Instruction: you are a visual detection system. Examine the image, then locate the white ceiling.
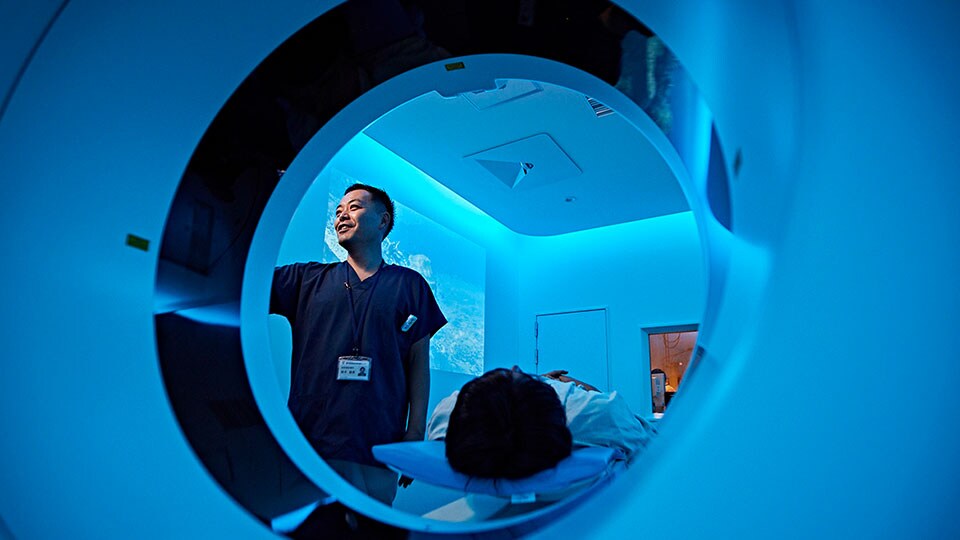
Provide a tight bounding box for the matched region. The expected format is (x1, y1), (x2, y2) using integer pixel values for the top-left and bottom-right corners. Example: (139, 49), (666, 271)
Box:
(363, 80), (689, 236)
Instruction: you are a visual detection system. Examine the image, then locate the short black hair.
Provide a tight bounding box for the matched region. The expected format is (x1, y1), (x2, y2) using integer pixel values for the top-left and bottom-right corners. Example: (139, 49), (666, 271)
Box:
(344, 183), (395, 239)
(445, 368), (572, 478)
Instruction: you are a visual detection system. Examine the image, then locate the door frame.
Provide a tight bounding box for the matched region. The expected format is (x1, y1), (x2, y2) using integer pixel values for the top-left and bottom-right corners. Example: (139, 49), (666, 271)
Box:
(535, 307), (610, 390)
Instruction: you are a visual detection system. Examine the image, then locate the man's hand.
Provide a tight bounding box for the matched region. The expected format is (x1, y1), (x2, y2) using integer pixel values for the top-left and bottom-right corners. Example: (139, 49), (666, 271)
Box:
(402, 430), (424, 442)
(397, 432), (423, 488)
(542, 369), (599, 392)
(543, 369), (569, 381)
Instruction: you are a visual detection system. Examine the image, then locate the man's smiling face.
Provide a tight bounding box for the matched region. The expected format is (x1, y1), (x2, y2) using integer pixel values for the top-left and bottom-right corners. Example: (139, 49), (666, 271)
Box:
(334, 189), (387, 249)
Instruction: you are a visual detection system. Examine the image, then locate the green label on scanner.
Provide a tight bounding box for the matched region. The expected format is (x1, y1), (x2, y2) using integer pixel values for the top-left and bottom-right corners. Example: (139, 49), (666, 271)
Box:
(126, 234), (149, 251)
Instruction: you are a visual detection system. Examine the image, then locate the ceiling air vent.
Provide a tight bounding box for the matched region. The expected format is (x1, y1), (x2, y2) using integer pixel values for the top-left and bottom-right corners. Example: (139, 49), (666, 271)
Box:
(465, 133), (581, 191)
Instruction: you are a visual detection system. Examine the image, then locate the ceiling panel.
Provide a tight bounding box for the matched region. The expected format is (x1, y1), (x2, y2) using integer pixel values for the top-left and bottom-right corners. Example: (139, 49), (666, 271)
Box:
(364, 80), (688, 236)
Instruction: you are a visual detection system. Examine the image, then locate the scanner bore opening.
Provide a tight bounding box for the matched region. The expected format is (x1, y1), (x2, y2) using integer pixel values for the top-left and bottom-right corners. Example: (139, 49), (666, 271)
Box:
(154, 3), (728, 535)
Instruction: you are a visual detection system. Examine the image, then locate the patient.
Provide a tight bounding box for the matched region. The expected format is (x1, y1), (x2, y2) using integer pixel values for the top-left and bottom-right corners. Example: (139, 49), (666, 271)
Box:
(429, 367), (657, 479)
(442, 367), (572, 478)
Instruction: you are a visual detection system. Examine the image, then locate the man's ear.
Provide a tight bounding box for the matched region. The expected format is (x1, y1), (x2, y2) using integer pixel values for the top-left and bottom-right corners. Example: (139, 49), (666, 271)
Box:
(380, 211), (391, 232)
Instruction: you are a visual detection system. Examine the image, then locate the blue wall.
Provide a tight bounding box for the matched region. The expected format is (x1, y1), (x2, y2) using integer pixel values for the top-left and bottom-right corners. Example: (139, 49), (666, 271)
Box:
(517, 212), (705, 412)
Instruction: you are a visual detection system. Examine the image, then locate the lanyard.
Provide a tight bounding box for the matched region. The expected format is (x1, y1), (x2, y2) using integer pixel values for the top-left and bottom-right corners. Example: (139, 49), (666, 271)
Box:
(343, 261), (385, 355)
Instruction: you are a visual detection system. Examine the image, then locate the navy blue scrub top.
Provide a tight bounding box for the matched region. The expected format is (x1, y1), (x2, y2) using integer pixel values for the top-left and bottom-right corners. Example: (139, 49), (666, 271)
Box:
(271, 261), (447, 466)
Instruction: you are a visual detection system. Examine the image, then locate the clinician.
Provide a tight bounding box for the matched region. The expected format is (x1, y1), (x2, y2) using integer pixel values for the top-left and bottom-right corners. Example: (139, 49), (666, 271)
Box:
(271, 183), (446, 506)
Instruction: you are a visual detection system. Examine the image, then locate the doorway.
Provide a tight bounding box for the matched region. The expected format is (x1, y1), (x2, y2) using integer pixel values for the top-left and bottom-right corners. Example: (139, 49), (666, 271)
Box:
(643, 324), (698, 412)
(535, 309), (609, 392)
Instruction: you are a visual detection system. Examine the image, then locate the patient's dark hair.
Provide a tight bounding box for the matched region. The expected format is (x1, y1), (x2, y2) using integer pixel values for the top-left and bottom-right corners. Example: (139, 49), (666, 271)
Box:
(445, 368), (572, 478)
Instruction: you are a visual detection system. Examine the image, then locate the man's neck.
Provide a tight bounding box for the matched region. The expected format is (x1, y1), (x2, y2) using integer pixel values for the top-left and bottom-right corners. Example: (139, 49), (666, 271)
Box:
(345, 245), (383, 281)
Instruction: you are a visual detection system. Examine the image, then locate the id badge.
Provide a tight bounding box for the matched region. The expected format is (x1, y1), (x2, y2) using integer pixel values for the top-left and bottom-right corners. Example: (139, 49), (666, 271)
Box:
(337, 356), (372, 381)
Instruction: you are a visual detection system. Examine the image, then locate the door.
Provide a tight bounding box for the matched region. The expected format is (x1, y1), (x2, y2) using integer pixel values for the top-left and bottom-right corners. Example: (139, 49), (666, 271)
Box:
(535, 309), (609, 392)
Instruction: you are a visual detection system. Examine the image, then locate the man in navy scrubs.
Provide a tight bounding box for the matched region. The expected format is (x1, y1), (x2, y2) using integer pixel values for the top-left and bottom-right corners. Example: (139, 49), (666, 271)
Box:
(272, 183), (446, 505)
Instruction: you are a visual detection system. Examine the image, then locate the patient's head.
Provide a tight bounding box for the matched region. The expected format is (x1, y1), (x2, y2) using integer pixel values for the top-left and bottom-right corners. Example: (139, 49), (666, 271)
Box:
(445, 367), (572, 478)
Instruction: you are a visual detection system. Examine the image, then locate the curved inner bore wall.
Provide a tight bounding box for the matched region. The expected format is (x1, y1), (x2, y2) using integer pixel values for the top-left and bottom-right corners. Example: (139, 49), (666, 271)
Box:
(161, 0), (719, 534)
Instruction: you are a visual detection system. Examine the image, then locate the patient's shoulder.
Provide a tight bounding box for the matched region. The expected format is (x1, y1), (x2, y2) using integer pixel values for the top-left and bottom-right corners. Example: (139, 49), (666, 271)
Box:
(427, 390), (460, 440)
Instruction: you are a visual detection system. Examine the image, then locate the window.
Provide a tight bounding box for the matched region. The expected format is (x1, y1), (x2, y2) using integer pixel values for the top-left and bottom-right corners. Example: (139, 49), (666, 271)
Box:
(646, 327), (698, 412)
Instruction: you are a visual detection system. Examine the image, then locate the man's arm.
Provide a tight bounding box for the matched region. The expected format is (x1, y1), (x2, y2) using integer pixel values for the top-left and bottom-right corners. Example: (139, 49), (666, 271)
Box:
(543, 369), (600, 392)
(271, 264), (305, 319)
(404, 335), (431, 441)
